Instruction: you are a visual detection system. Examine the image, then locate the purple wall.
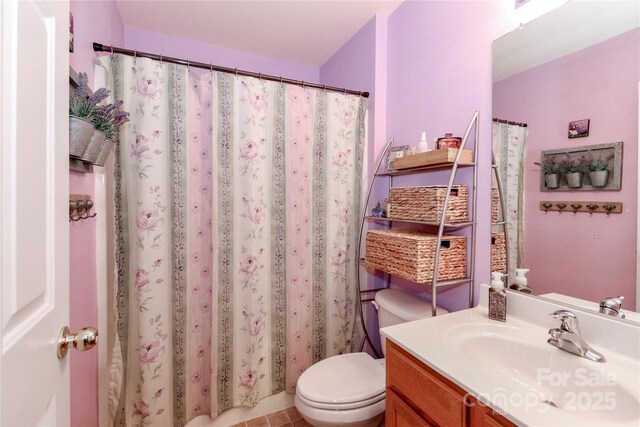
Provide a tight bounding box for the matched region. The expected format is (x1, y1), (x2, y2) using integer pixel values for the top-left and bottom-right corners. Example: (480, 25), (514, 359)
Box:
(320, 15), (388, 353)
(70, 0), (124, 85)
(69, 1), (124, 426)
(493, 28), (640, 309)
(384, 1), (502, 311)
(124, 27), (319, 83)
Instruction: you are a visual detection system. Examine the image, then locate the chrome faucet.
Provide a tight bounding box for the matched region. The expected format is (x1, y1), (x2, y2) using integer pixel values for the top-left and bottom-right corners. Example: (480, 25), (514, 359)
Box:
(599, 296), (626, 319)
(547, 310), (606, 363)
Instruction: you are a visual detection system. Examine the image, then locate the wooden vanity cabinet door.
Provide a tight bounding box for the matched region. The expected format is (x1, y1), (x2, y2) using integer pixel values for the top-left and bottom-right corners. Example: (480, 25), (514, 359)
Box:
(387, 389), (433, 427)
(386, 341), (469, 426)
(386, 341), (516, 427)
(469, 403), (515, 427)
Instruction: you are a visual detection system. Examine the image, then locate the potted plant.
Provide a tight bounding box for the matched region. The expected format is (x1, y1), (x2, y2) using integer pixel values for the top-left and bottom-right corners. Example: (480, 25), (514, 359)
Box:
(71, 72), (129, 165)
(534, 157), (559, 189)
(580, 151), (613, 187)
(91, 100), (129, 166)
(558, 154), (583, 188)
(69, 73), (100, 157)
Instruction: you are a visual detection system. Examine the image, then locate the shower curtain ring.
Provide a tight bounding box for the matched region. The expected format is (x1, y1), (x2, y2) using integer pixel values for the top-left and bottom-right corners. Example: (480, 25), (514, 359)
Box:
(210, 63), (213, 73)
(187, 59), (190, 70)
(343, 87), (347, 94)
(279, 76), (283, 84)
(323, 85), (327, 92)
(258, 72), (262, 81)
(159, 54), (163, 64)
(110, 45), (114, 56)
(235, 68), (238, 77)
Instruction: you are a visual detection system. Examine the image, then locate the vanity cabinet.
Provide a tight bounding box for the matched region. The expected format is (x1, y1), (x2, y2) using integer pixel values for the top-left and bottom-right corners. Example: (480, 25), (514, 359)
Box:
(386, 341), (515, 427)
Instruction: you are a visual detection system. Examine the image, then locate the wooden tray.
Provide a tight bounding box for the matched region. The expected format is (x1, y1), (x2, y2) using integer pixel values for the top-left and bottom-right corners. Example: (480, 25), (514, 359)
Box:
(392, 148), (473, 170)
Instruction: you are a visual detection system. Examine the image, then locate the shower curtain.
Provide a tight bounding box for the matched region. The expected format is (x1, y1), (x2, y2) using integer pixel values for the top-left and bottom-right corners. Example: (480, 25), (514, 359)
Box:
(492, 122), (528, 278)
(105, 54), (367, 426)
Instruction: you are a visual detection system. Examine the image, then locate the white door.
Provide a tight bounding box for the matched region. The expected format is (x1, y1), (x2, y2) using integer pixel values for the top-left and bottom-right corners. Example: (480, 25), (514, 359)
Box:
(1, 0), (71, 425)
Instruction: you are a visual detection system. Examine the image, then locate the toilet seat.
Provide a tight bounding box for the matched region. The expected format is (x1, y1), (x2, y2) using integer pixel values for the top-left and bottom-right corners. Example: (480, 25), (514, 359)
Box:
(296, 352), (385, 411)
(296, 388), (385, 411)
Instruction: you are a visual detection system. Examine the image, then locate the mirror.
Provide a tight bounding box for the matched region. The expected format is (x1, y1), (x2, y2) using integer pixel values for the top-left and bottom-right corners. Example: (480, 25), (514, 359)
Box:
(491, 0), (640, 320)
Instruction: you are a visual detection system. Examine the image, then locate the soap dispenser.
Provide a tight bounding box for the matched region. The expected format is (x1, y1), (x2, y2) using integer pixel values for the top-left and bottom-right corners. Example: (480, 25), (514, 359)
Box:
(510, 268), (532, 294)
(489, 272), (507, 322)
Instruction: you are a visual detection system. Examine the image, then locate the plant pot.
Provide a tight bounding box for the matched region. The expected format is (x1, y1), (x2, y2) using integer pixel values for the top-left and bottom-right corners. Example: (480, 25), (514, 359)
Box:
(94, 138), (115, 167)
(544, 173), (559, 189)
(81, 130), (106, 164)
(69, 116), (95, 158)
(589, 170), (609, 187)
(566, 172), (583, 188)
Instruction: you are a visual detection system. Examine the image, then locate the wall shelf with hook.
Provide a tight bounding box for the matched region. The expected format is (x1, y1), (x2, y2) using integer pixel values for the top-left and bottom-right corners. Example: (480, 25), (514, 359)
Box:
(70, 195), (97, 222)
(540, 201), (622, 215)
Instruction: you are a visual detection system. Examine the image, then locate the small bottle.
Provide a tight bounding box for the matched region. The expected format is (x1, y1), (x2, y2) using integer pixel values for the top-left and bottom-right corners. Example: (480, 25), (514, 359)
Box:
(489, 272), (507, 322)
(510, 268), (532, 294)
(417, 132), (430, 153)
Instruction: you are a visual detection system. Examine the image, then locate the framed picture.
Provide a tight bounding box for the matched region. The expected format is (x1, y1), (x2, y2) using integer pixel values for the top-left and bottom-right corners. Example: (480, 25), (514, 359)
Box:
(385, 145), (410, 171)
(568, 119), (589, 139)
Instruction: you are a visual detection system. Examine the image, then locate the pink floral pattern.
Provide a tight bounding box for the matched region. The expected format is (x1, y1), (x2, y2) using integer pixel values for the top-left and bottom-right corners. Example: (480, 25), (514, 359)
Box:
(112, 55), (366, 425)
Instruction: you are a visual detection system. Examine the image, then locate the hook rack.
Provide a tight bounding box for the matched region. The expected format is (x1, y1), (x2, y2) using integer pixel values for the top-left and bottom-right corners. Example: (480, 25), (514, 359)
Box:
(69, 195), (97, 222)
(540, 201), (622, 215)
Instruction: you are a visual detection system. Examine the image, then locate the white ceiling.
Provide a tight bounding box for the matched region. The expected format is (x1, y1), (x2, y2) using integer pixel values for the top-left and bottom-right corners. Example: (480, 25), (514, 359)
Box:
(493, 0), (640, 82)
(116, 0), (403, 67)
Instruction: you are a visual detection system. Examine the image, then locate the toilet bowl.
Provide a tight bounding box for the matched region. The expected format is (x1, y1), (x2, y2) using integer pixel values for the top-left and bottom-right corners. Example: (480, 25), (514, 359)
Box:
(294, 289), (448, 427)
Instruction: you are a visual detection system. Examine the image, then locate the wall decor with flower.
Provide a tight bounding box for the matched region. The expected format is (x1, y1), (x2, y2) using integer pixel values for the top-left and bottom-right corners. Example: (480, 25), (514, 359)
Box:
(537, 142), (622, 191)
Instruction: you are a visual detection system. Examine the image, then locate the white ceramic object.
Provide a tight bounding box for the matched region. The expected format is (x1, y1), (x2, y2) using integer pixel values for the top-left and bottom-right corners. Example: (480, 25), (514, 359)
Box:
(295, 289), (444, 427)
(589, 170), (609, 187)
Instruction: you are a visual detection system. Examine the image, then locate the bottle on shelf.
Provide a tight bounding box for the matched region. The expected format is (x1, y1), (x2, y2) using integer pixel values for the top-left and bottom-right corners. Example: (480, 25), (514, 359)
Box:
(417, 131), (430, 153)
(509, 268), (532, 294)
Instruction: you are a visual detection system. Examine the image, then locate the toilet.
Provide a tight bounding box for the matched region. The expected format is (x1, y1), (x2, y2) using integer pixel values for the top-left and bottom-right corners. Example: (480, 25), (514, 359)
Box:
(294, 289), (448, 427)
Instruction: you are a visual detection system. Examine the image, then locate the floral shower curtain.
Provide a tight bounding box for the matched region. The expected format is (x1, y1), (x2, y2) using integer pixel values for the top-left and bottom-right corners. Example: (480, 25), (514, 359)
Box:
(492, 122), (528, 279)
(105, 54), (367, 426)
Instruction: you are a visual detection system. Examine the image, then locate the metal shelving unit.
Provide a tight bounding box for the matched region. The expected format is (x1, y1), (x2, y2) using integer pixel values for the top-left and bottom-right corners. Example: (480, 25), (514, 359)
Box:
(355, 111), (480, 356)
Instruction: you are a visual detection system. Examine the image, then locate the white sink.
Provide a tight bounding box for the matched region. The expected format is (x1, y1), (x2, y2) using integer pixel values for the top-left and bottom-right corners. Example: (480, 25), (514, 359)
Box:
(447, 323), (640, 424)
(381, 286), (640, 426)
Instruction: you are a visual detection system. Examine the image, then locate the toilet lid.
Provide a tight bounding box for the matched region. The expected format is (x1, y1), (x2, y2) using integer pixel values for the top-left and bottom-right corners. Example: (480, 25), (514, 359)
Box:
(296, 353), (385, 407)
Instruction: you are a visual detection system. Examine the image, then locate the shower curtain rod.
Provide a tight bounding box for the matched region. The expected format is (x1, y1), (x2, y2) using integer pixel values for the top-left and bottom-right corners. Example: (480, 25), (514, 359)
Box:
(93, 42), (370, 98)
(493, 117), (528, 127)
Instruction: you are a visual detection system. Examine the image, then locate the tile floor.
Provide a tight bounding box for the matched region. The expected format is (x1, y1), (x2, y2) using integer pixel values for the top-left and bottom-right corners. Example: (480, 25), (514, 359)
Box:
(229, 406), (311, 427)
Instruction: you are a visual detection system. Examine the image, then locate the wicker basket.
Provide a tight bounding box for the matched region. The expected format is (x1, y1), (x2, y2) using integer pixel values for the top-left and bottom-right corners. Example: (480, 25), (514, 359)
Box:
(365, 229), (467, 284)
(491, 232), (507, 273)
(388, 185), (468, 223)
(492, 187), (500, 222)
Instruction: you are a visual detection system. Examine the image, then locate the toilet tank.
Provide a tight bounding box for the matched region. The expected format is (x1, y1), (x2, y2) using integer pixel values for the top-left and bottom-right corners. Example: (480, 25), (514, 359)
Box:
(374, 289), (448, 355)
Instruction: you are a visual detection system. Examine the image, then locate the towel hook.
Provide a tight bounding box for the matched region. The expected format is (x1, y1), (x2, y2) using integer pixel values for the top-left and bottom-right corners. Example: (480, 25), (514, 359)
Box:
(542, 202), (552, 213)
(556, 203), (566, 213)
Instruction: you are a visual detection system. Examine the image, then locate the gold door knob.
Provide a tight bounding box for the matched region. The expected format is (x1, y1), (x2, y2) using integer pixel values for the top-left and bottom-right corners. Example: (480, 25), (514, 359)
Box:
(57, 326), (98, 359)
